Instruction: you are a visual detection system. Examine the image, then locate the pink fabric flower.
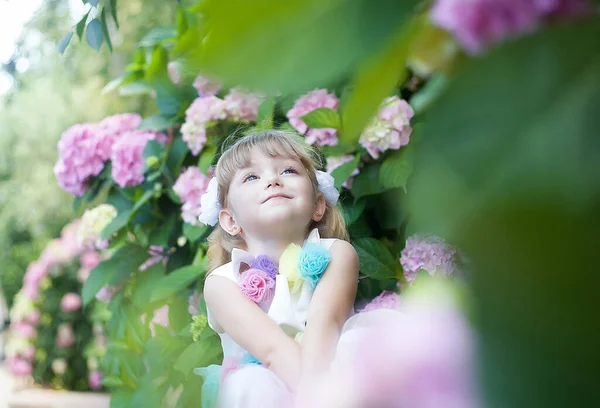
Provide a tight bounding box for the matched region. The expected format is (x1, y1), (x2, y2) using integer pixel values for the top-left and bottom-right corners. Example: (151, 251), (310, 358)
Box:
(110, 130), (166, 187)
(56, 323), (76, 348)
(223, 87), (263, 121)
(359, 96), (414, 159)
(239, 269), (275, 304)
(89, 370), (103, 390)
(400, 235), (457, 283)
(431, 0), (590, 54)
(60, 293), (82, 313)
(359, 291), (401, 313)
(287, 89), (339, 146)
(193, 75), (222, 97)
(326, 155), (360, 188)
(173, 166), (212, 225)
(181, 96), (227, 155)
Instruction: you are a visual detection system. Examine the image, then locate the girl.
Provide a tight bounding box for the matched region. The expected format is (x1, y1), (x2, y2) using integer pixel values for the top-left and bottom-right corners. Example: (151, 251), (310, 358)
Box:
(197, 130), (359, 407)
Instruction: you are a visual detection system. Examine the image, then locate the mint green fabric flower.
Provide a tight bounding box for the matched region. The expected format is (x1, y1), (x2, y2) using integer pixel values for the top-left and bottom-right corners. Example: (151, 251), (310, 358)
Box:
(298, 242), (332, 288)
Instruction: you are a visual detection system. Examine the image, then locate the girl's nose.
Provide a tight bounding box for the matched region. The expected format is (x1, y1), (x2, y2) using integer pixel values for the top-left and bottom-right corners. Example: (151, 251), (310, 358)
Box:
(265, 172), (282, 188)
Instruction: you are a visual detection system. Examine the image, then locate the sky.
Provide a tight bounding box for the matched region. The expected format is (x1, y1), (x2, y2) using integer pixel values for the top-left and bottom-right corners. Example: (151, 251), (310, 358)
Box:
(0, 0), (86, 95)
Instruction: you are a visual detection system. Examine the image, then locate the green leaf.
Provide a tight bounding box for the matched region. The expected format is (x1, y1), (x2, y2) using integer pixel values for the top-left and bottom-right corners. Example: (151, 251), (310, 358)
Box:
(341, 15), (421, 144)
(75, 11), (90, 40)
(198, 145), (217, 174)
(111, 390), (134, 408)
(109, 0), (119, 28)
(174, 338), (222, 376)
(57, 32), (73, 55)
(188, 0), (419, 94)
(148, 213), (178, 247)
(168, 296), (190, 333)
(119, 80), (154, 97)
(101, 209), (133, 240)
(128, 190), (155, 221)
(183, 223), (209, 243)
(407, 21), (600, 408)
(82, 244), (149, 305)
(139, 27), (178, 47)
(353, 237), (397, 280)
(85, 19), (104, 51)
(379, 143), (416, 193)
(100, 7), (113, 52)
(142, 139), (163, 162)
(166, 138), (190, 178)
(151, 265), (207, 302)
(100, 376), (124, 388)
(342, 199), (365, 225)
(301, 107), (341, 130)
(330, 155), (360, 189)
(139, 115), (176, 132)
(256, 96), (276, 128)
(350, 163), (386, 200)
(146, 45), (169, 80)
(176, 4), (189, 37)
(83, 0), (100, 6)
(410, 74), (448, 115)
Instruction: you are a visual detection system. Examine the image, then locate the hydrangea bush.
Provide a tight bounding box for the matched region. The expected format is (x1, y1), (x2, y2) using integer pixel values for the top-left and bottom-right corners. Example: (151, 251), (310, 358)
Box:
(6, 220), (107, 391)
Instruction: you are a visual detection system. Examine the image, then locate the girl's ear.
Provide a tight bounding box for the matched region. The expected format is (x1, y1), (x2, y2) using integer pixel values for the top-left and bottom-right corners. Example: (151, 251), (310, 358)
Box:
(312, 193), (327, 222)
(219, 208), (241, 236)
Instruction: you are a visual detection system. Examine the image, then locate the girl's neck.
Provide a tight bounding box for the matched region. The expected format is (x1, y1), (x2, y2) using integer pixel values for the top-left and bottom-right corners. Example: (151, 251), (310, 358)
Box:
(243, 230), (308, 262)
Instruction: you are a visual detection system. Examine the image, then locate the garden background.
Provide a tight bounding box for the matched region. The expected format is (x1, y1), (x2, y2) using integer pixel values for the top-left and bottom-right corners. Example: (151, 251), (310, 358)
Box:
(1, 0), (599, 407)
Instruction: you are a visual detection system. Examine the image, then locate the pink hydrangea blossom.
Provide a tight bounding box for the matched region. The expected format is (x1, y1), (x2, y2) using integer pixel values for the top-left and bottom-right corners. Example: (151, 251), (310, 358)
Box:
(21, 344), (36, 361)
(400, 235), (457, 283)
(26, 309), (40, 325)
(9, 357), (33, 376)
(287, 89), (339, 146)
(359, 96), (414, 159)
(326, 155), (360, 188)
(139, 245), (172, 271)
(89, 370), (103, 390)
(96, 285), (118, 302)
(223, 87), (263, 121)
(14, 322), (37, 339)
(78, 251), (102, 282)
(95, 113), (142, 160)
(193, 75), (222, 97)
(173, 166), (212, 225)
(110, 130), (166, 188)
(23, 261), (48, 292)
(56, 323), (76, 348)
(60, 293), (82, 313)
(359, 291), (401, 313)
(239, 269), (275, 304)
(54, 124), (105, 196)
(431, 0), (590, 54)
(181, 96), (227, 155)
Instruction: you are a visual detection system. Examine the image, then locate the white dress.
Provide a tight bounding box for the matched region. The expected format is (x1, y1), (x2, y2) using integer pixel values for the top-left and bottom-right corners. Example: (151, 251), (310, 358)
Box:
(201, 229), (338, 408)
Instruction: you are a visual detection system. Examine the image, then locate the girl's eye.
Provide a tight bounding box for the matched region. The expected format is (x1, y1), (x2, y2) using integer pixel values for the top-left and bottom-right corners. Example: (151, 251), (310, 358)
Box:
(243, 174), (258, 182)
(282, 167), (298, 175)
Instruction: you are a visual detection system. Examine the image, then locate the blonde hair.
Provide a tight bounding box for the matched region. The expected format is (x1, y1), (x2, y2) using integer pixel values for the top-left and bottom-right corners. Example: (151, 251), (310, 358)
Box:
(207, 130), (348, 272)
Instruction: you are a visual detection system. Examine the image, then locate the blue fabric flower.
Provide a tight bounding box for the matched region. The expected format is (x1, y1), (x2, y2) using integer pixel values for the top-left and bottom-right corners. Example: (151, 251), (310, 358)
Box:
(298, 242), (332, 288)
(239, 352), (262, 365)
(194, 364), (221, 408)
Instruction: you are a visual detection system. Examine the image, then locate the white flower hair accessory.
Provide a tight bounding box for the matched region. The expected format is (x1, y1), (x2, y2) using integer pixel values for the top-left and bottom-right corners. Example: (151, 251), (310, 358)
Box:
(197, 170), (340, 226)
(198, 177), (221, 226)
(315, 170), (339, 205)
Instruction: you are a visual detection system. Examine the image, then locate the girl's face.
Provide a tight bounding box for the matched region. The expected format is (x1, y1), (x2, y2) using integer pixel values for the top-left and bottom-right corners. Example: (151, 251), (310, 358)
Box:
(221, 147), (323, 240)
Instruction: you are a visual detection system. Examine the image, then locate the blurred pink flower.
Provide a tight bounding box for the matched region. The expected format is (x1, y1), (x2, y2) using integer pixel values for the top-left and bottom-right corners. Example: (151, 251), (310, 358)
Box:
(223, 87), (263, 121)
(287, 89), (339, 146)
(56, 323), (76, 348)
(431, 0), (590, 54)
(95, 113), (142, 160)
(89, 370), (103, 390)
(14, 322), (37, 339)
(359, 96), (413, 159)
(173, 166), (212, 225)
(9, 357), (32, 377)
(96, 285), (117, 303)
(359, 291), (401, 313)
(60, 293), (82, 313)
(21, 344), (36, 361)
(193, 75), (222, 97)
(139, 245), (172, 271)
(26, 309), (40, 325)
(110, 130), (166, 187)
(52, 358), (68, 375)
(168, 62), (182, 86)
(181, 96), (227, 155)
(149, 305), (170, 337)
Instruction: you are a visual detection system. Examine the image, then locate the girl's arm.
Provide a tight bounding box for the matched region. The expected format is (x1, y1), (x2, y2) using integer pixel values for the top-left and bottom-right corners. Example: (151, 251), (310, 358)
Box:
(300, 240), (359, 376)
(204, 276), (302, 389)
